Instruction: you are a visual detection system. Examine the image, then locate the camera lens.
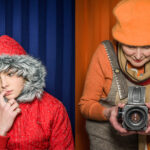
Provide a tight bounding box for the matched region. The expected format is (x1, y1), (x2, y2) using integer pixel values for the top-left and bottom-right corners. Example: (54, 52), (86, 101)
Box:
(124, 107), (148, 130)
(129, 111), (141, 124)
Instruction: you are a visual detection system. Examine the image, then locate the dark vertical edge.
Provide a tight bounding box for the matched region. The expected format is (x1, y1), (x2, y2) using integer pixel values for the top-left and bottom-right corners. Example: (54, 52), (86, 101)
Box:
(55, 0), (64, 100)
(0, 0), (5, 35)
(5, 0), (13, 36)
(21, 0), (29, 52)
(45, 0), (57, 95)
(12, 0), (22, 43)
(29, 0), (39, 57)
(38, 0), (46, 65)
(71, 0), (75, 137)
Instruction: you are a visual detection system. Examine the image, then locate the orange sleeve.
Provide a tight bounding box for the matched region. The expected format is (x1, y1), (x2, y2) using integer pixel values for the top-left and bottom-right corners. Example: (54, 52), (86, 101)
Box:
(79, 43), (113, 121)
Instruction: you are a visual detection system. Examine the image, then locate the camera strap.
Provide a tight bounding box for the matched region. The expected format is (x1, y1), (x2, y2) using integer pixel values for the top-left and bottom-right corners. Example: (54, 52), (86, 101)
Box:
(102, 40), (128, 100)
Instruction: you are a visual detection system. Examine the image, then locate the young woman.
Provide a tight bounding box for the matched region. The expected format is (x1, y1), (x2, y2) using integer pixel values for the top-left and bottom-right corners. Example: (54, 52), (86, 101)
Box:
(0, 35), (74, 150)
(79, 0), (150, 150)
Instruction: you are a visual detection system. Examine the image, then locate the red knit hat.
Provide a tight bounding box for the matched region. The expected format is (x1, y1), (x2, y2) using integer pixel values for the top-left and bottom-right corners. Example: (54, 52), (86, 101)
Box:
(112, 0), (150, 46)
(0, 35), (46, 103)
(0, 35), (26, 55)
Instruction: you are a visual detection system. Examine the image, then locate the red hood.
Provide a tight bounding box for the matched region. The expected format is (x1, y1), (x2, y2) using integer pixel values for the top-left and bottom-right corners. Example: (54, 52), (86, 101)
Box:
(0, 35), (26, 55)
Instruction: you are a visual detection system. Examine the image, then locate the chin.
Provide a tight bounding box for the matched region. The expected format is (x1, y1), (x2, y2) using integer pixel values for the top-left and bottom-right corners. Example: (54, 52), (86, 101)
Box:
(6, 95), (16, 100)
(131, 63), (144, 68)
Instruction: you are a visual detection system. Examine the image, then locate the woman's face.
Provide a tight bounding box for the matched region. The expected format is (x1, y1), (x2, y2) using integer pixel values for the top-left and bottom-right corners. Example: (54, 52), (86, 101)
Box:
(122, 44), (150, 68)
(0, 70), (25, 100)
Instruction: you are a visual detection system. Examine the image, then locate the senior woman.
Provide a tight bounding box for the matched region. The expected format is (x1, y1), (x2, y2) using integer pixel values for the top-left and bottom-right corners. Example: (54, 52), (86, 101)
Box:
(0, 35), (74, 150)
(79, 0), (150, 150)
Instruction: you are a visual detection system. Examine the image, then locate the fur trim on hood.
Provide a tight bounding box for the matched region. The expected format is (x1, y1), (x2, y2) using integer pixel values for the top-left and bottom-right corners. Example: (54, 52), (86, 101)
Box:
(0, 35), (46, 103)
(0, 55), (46, 102)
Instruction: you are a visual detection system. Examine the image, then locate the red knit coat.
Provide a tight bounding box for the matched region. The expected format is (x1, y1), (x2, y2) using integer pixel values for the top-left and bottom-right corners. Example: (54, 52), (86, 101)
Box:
(0, 92), (74, 150)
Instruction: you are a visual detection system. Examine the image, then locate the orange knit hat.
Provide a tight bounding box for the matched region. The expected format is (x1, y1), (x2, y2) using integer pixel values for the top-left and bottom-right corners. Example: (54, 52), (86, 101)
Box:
(112, 0), (150, 46)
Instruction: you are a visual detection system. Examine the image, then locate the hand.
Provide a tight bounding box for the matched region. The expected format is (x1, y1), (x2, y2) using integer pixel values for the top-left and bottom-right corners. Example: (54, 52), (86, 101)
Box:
(138, 102), (150, 135)
(104, 103), (136, 136)
(0, 91), (21, 136)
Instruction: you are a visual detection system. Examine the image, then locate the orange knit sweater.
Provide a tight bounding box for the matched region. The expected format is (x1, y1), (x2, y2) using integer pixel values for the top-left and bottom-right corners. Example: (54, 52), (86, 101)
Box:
(79, 43), (114, 121)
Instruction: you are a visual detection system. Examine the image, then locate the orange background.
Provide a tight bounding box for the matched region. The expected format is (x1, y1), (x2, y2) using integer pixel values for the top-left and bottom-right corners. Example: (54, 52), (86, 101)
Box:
(75, 0), (120, 150)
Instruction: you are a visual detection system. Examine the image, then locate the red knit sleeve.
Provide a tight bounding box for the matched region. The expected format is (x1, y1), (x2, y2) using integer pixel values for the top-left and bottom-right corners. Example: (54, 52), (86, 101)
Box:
(49, 103), (74, 150)
(0, 135), (9, 150)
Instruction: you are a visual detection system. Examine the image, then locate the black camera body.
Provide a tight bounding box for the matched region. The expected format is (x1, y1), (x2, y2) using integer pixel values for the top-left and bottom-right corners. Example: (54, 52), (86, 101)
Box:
(118, 86), (148, 131)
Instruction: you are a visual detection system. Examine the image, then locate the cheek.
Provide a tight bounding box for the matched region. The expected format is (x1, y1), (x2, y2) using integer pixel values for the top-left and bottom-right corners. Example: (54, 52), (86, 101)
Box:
(0, 82), (2, 91)
(14, 79), (25, 92)
(144, 51), (150, 57)
(122, 49), (135, 56)
(18, 80), (25, 90)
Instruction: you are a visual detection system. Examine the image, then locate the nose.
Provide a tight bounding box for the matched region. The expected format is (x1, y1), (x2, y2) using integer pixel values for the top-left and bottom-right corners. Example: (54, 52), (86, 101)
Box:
(135, 48), (143, 60)
(0, 76), (8, 89)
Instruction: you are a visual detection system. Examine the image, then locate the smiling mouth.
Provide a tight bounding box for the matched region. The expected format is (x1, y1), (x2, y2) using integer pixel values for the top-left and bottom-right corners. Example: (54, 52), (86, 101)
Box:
(134, 60), (143, 63)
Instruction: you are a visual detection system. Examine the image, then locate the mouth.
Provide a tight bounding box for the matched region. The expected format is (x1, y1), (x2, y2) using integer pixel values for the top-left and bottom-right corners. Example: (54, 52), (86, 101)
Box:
(133, 60), (143, 63)
(5, 90), (13, 96)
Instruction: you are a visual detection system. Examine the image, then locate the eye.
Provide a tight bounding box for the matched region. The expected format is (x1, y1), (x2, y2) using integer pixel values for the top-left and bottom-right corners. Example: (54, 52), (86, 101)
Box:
(126, 45), (136, 49)
(7, 72), (14, 77)
(122, 44), (137, 50)
(142, 46), (150, 49)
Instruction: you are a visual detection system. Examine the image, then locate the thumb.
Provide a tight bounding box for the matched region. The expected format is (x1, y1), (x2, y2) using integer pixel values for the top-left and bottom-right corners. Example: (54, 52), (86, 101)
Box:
(146, 102), (150, 108)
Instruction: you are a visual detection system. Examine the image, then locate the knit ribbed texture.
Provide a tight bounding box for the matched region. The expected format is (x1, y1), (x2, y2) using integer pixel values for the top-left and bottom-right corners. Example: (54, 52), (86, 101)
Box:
(0, 35), (26, 55)
(0, 92), (74, 150)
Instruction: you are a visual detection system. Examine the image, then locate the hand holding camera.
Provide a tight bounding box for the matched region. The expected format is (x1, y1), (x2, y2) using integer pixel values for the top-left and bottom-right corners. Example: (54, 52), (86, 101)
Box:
(106, 86), (150, 136)
(107, 104), (136, 136)
(117, 86), (148, 131)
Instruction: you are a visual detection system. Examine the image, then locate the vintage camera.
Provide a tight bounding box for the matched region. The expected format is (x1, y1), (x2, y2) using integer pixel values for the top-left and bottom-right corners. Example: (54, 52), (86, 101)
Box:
(117, 86), (148, 131)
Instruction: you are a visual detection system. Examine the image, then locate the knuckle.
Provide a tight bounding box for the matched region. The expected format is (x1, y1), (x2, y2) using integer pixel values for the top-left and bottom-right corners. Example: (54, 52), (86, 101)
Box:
(16, 108), (21, 113)
(16, 103), (19, 107)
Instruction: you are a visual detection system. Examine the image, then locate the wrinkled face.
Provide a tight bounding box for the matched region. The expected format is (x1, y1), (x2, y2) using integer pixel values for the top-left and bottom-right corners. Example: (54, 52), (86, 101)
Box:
(0, 70), (25, 100)
(122, 44), (150, 68)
